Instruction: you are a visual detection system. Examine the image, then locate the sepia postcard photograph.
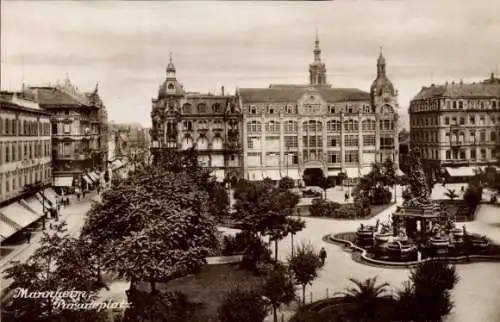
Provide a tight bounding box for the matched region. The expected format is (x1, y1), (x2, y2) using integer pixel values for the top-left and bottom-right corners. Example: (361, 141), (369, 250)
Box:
(1, 1), (500, 321)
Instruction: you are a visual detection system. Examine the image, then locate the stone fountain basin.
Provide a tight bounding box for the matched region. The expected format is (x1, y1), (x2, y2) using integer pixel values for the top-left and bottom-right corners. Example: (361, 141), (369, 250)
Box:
(430, 237), (450, 247)
(374, 233), (391, 242)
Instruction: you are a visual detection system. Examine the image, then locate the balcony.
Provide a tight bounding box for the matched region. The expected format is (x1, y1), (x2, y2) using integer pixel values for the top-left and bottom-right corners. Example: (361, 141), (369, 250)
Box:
(450, 140), (462, 148)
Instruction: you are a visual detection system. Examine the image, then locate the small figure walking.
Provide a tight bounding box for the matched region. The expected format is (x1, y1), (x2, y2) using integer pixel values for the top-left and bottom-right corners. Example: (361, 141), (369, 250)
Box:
(26, 230), (32, 244)
(344, 192), (349, 202)
(76, 190), (81, 201)
(319, 247), (327, 266)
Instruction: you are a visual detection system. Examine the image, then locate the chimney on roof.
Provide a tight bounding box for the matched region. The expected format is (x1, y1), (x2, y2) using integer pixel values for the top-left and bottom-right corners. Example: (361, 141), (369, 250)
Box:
(221, 86), (225, 96)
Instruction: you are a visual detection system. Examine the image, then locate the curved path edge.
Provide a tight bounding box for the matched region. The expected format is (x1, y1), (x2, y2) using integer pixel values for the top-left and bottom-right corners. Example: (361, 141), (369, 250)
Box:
(323, 233), (500, 269)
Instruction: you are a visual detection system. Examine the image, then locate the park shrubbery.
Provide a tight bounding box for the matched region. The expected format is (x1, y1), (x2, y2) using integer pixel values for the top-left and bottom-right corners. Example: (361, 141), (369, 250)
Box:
(302, 188), (322, 198)
(221, 232), (248, 256)
(308, 198), (371, 219)
(371, 187), (393, 205)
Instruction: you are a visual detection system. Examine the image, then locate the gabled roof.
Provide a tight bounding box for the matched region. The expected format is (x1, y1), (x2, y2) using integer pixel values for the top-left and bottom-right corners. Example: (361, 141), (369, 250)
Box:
(29, 87), (86, 107)
(239, 86), (370, 104)
(412, 82), (500, 100)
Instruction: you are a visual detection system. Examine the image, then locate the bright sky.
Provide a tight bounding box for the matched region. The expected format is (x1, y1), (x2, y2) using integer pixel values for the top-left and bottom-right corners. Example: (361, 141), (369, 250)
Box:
(2, 1), (500, 128)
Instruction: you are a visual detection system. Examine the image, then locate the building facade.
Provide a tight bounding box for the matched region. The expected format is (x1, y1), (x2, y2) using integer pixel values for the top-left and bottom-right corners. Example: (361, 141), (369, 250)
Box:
(28, 78), (108, 190)
(239, 38), (399, 184)
(409, 74), (500, 181)
(150, 58), (243, 182)
(0, 92), (52, 203)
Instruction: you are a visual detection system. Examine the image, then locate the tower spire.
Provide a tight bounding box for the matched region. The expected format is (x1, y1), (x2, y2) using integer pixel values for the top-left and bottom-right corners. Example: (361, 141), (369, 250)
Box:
(313, 29), (321, 62)
(377, 46), (386, 76)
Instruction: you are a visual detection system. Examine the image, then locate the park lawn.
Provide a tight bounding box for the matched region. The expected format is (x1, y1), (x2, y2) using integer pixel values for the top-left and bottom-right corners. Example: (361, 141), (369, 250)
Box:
(160, 263), (263, 320)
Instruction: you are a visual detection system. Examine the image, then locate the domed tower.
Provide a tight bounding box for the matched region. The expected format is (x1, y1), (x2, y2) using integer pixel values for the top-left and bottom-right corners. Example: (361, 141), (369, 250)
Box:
(158, 53), (185, 99)
(309, 32), (327, 86)
(370, 50), (397, 108)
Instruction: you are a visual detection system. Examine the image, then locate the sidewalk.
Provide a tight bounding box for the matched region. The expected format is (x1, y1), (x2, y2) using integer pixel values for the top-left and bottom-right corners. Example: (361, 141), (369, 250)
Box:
(1, 191), (99, 297)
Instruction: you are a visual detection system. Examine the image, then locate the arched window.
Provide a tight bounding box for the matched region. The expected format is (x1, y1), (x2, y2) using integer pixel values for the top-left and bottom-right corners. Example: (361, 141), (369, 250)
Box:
(284, 120), (297, 133)
(196, 136), (208, 150)
(181, 136), (193, 150)
(212, 137), (223, 150)
(197, 103), (207, 113)
(167, 83), (175, 90)
(303, 120), (322, 132)
(197, 120), (207, 130)
(353, 120), (359, 131)
(265, 121), (280, 133)
(183, 121), (193, 131)
(493, 101), (497, 109)
(250, 106), (257, 114)
(459, 101), (463, 109)
(247, 121), (261, 133)
(212, 103), (221, 113)
(182, 103), (192, 114)
(327, 120), (341, 132)
(453, 101), (457, 109)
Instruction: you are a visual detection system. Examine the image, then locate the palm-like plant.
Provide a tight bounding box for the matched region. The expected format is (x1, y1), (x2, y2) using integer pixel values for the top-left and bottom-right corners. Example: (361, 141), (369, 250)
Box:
(338, 276), (390, 322)
(444, 188), (459, 200)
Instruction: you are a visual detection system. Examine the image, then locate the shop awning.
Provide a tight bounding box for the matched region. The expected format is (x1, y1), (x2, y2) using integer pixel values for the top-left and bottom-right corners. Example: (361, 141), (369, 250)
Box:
(263, 170), (281, 181)
(396, 169), (405, 176)
(345, 167), (361, 178)
(247, 170), (264, 181)
(54, 176), (73, 187)
(22, 197), (45, 215)
(360, 167), (372, 176)
(213, 169), (225, 182)
(38, 188), (58, 207)
(445, 167), (476, 177)
(0, 213), (22, 242)
(83, 175), (94, 185)
(282, 168), (301, 180)
(0, 202), (40, 229)
(111, 160), (123, 170)
(89, 172), (100, 181)
(327, 170), (340, 177)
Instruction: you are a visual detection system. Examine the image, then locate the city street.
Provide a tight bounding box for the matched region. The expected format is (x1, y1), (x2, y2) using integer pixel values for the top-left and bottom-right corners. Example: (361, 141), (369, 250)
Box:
(0, 192), (99, 299)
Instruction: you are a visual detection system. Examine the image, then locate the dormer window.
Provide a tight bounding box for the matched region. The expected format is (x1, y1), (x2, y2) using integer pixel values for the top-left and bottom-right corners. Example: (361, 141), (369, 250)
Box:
(329, 105), (335, 114)
(268, 106), (274, 114)
(250, 106), (257, 114)
(168, 83), (174, 90)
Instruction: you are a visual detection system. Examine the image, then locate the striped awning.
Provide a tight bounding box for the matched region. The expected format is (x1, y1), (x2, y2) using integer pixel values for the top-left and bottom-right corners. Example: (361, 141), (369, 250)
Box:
(283, 168), (301, 180)
(247, 170), (264, 181)
(89, 172), (100, 181)
(445, 167), (476, 177)
(0, 213), (21, 242)
(83, 175), (94, 185)
(0, 202), (40, 230)
(263, 170), (281, 180)
(214, 169), (225, 182)
(54, 176), (73, 187)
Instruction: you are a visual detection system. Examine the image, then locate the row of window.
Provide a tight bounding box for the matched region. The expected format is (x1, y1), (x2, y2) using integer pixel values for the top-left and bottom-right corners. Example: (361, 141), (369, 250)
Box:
(411, 130), (499, 144)
(0, 117), (51, 136)
(411, 99), (499, 113)
(0, 167), (51, 196)
(412, 114), (499, 127)
(0, 140), (51, 164)
(246, 104), (376, 115)
(246, 135), (393, 149)
(444, 149), (495, 161)
(180, 103), (236, 114)
(246, 120), (393, 134)
(180, 120), (236, 131)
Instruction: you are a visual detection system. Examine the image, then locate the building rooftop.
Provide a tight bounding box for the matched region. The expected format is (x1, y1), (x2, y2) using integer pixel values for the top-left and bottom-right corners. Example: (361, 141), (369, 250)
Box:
(412, 75), (500, 100)
(238, 86), (370, 104)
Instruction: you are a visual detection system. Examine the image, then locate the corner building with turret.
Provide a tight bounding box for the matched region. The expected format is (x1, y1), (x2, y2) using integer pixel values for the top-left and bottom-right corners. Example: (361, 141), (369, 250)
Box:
(150, 57), (243, 182)
(238, 37), (400, 185)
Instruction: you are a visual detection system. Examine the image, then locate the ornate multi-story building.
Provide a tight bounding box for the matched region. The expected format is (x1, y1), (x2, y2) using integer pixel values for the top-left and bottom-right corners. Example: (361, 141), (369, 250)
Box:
(0, 91), (59, 242)
(150, 57), (243, 182)
(0, 91), (52, 203)
(238, 37), (400, 184)
(409, 73), (500, 181)
(28, 78), (108, 191)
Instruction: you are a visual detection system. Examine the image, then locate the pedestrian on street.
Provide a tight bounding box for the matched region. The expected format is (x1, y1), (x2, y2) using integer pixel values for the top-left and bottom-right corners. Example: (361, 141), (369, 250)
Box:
(319, 247), (327, 266)
(82, 190), (86, 198)
(26, 230), (32, 244)
(344, 192), (349, 202)
(76, 191), (80, 201)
